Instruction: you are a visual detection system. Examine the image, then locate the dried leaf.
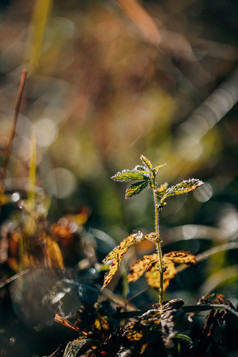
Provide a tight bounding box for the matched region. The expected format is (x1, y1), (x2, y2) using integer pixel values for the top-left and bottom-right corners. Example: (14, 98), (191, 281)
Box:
(112, 169), (149, 182)
(128, 254), (158, 282)
(145, 257), (177, 290)
(128, 253), (193, 291)
(125, 180), (148, 199)
(144, 232), (157, 241)
(44, 238), (64, 269)
(55, 314), (83, 333)
(165, 251), (196, 264)
(161, 179), (203, 201)
(140, 155), (153, 171)
(125, 325), (143, 341)
(94, 314), (110, 331)
(101, 232), (144, 290)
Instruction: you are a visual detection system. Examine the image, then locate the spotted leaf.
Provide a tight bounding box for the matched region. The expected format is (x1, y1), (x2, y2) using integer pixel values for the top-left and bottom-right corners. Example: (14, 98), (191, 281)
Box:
(111, 169), (149, 182)
(164, 251), (196, 264)
(101, 232), (144, 290)
(125, 180), (148, 199)
(161, 179), (203, 202)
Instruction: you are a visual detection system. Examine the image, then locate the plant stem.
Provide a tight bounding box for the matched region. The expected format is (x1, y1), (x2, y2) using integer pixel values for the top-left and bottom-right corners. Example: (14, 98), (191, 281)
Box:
(152, 183), (164, 307)
(0, 69), (27, 193)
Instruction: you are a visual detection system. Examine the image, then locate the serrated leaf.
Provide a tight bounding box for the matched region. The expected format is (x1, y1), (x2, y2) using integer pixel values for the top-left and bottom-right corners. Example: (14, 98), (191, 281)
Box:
(155, 183), (168, 197)
(144, 232), (157, 241)
(164, 251), (196, 264)
(140, 155), (153, 171)
(145, 256), (177, 291)
(154, 163), (166, 175)
(128, 254), (158, 282)
(161, 179), (203, 202)
(128, 252), (195, 291)
(101, 232), (144, 290)
(125, 180), (148, 199)
(111, 169), (149, 182)
(133, 165), (147, 171)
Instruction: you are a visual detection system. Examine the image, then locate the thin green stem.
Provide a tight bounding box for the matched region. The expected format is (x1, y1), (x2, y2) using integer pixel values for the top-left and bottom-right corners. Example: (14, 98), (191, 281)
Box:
(152, 178), (164, 307)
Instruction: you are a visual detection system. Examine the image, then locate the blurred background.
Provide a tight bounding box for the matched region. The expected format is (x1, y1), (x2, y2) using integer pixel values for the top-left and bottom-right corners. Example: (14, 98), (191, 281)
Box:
(0, 0), (238, 304)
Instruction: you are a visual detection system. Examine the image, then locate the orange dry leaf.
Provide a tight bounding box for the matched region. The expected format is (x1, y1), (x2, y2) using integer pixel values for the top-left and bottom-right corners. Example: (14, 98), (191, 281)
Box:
(128, 251), (196, 291)
(43, 237), (64, 269)
(145, 256), (177, 291)
(101, 232), (143, 290)
(128, 254), (157, 282)
(55, 314), (86, 334)
(164, 251), (196, 264)
(123, 323), (144, 341)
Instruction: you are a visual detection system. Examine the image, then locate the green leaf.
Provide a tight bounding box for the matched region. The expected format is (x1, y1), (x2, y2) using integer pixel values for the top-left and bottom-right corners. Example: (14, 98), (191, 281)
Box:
(140, 155), (153, 171)
(161, 179), (203, 202)
(155, 183), (168, 197)
(174, 334), (193, 344)
(153, 163), (166, 175)
(111, 170), (149, 182)
(125, 181), (148, 199)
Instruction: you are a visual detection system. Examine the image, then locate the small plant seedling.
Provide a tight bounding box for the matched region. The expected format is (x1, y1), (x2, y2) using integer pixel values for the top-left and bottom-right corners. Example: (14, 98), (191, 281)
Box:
(101, 155), (203, 308)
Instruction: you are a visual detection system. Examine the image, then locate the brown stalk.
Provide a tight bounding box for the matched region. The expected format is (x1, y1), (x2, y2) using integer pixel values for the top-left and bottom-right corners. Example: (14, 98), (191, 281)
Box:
(0, 69), (27, 193)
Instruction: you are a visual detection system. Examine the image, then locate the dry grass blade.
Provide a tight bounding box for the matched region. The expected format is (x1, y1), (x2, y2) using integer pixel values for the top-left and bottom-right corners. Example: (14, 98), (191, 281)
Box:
(26, 0), (52, 72)
(28, 130), (36, 200)
(117, 0), (161, 45)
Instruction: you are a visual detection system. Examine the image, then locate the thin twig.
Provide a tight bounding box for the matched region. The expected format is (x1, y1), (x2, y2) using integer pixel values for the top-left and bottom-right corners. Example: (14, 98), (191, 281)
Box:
(176, 240), (238, 275)
(0, 69), (27, 193)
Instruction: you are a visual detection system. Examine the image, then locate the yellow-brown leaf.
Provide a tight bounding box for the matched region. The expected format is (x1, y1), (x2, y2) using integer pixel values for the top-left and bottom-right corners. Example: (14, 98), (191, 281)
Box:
(145, 257), (177, 291)
(101, 232), (144, 290)
(128, 254), (157, 282)
(164, 251), (196, 264)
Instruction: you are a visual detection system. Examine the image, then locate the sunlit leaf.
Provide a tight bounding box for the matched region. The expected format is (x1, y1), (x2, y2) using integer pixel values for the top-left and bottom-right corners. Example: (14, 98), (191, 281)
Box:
(144, 232), (157, 241)
(140, 155), (153, 171)
(44, 238), (64, 269)
(164, 251), (196, 264)
(124, 323), (144, 341)
(128, 254), (157, 282)
(94, 314), (110, 331)
(154, 163), (166, 175)
(112, 169), (149, 182)
(101, 232), (144, 290)
(155, 183), (168, 197)
(161, 179), (203, 202)
(145, 257), (177, 291)
(125, 180), (148, 199)
(128, 252), (195, 291)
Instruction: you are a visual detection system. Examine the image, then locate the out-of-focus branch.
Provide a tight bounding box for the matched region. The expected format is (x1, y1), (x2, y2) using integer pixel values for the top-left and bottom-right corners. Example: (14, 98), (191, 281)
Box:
(0, 69), (27, 193)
